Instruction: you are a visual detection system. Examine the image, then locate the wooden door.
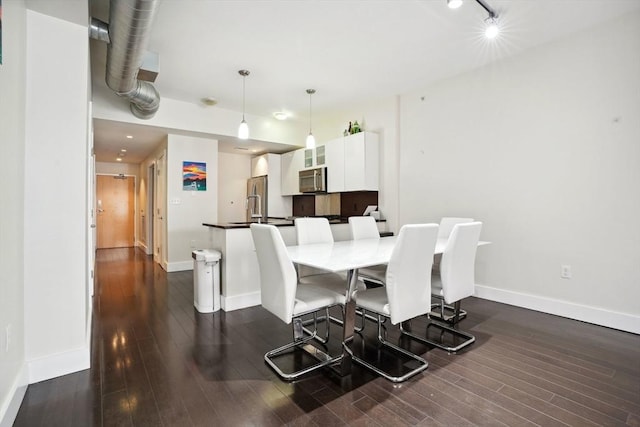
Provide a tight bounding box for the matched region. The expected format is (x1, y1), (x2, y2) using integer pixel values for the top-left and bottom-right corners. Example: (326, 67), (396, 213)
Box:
(97, 175), (135, 249)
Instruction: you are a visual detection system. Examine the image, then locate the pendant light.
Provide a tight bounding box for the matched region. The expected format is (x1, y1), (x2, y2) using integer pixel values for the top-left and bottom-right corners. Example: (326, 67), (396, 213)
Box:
(238, 70), (250, 140)
(305, 89), (316, 149)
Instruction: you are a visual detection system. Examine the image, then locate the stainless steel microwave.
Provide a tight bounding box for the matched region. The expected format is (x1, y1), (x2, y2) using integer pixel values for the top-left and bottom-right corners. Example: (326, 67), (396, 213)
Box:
(299, 167), (327, 193)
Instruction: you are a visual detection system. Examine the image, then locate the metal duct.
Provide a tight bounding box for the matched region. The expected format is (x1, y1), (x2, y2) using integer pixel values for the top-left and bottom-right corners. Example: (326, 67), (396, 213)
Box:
(91, 0), (161, 119)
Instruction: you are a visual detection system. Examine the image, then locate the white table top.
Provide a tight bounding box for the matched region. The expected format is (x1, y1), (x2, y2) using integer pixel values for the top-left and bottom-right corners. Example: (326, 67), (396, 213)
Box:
(287, 236), (490, 273)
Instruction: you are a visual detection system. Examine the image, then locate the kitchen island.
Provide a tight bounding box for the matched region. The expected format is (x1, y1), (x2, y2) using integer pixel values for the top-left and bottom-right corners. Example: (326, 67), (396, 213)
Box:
(203, 218), (387, 311)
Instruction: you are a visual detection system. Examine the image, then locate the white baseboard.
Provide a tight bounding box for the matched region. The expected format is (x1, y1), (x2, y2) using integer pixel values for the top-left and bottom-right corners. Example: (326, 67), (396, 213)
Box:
(0, 364), (28, 427)
(222, 291), (261, 312)
(166, 260), (193, 272)
(474, 284), (640, 335)
(28, 346), (90, 384)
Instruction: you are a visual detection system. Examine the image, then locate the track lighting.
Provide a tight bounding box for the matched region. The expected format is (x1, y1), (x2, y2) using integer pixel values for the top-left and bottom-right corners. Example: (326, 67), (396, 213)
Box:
(485, 17), (499, 39)
(238, 69), (250, 140)
(448, 0), (500, 39)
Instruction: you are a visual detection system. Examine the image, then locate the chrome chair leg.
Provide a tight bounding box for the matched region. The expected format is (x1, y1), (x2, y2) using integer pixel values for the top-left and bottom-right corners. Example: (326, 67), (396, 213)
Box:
(429, 298), (467, 324)
(265, 307), (343, 381)
(352, 311), (428, 383)
(400, 316), (475, 354)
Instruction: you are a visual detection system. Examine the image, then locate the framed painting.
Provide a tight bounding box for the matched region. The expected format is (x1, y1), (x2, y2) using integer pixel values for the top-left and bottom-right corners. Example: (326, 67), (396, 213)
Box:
(183, 161), (206, 191)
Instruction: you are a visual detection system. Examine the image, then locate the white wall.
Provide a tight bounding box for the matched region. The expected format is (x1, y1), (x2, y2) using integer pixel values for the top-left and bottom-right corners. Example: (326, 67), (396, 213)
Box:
(23, 10), (91, 382)
(399, 13), (640, 332)
(166, 134), (219, 270)
(0, 1), (28, 425)
(218, 152), (252, 223)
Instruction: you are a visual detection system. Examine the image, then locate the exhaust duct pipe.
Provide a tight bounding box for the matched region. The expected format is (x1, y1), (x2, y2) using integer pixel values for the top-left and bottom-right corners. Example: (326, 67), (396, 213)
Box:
(91, 0), (161, 119)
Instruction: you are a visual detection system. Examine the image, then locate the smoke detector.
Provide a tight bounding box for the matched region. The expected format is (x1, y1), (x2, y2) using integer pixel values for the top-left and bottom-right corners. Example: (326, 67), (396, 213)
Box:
(201, 97), (218, 106)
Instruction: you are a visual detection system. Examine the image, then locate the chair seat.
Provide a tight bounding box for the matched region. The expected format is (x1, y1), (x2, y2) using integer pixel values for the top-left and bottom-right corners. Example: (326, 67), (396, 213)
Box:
(293, 284), (341, 316)
(299, 272), (365, 304)
(354, 287), (390, 316)
(358, 265), (387, 283)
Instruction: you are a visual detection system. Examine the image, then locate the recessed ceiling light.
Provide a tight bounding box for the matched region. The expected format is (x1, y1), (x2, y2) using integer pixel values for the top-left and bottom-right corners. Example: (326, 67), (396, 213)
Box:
(120, 149), (127, 153)
(116, 157), (123, 162)
(273, 112), (289, 121)
(447, 0), (463, 9)
(126, 135), (133, 139)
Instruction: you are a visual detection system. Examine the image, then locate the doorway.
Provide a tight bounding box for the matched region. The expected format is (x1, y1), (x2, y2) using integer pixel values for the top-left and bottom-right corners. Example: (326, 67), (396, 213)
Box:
(145, 163), (155, 255)
(96, 174), (135, 249)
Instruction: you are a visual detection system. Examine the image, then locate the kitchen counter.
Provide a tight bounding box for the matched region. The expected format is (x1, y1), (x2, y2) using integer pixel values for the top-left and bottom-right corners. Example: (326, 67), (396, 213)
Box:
(203, 218), (388, 312)
(203, 217), (384, 229)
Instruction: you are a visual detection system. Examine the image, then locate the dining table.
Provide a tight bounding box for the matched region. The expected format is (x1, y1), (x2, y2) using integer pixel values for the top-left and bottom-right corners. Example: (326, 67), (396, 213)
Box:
(287, 235), (490, 376)
(287, 236), (395, 375)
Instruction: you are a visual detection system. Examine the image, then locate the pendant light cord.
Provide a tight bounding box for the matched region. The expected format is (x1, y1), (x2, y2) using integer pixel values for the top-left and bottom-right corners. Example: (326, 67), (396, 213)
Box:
(309, 92), (312, 134)
(242, 75), (246, 121)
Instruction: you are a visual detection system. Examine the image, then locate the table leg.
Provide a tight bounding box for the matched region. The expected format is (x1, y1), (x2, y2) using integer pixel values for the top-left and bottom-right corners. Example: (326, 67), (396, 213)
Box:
(339, 269), (358, 375)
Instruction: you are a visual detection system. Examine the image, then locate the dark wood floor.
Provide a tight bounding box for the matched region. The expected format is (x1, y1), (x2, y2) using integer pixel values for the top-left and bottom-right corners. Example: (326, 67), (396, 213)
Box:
(14, 247), (640, 426)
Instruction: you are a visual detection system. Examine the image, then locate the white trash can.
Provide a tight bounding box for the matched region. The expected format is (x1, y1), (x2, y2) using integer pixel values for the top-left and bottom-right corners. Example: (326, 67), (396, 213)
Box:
(192, 249), (222, 313)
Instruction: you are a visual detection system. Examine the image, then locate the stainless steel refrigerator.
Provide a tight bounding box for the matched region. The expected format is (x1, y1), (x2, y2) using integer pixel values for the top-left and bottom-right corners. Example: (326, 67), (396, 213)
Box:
(246, 175), (268, 222)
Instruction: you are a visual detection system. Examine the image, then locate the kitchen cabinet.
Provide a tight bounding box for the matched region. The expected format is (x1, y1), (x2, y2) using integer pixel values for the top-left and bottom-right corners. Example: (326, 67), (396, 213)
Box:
(325, 137), (345, 192)
(251, 154), (270, 177)
(326, 131), (379, 192)
(280, 149), (304, 196)
(303, 145), (326, 169)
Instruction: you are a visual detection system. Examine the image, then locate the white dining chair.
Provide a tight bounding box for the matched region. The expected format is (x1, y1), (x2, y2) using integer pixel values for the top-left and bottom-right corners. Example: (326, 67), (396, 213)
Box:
(348, 216), (387, 285)
(250, 224), (344, 380)
(431, 217), (474, 322)
(401, 221), (482, 353)
(294, 216), (356, 289)
(438, 217), (474, 240)
(353, 223), (439, 382)
(294, 217), (336, 279)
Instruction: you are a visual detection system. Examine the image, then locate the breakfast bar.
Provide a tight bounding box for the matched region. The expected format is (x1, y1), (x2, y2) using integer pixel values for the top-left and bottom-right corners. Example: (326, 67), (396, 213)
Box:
(202, 219), (387, 312)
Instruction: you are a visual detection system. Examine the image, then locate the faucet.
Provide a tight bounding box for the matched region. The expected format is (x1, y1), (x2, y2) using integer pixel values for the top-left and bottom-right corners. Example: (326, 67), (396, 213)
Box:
(246, 194), (262, 223)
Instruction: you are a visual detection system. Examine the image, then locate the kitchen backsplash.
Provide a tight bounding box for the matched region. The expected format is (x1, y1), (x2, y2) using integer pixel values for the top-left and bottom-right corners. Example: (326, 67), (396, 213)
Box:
(292, 191), (378, 218)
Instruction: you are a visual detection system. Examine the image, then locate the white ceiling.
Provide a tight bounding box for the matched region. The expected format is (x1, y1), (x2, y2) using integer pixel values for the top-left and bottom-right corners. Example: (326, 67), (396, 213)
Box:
(89, 0), (640, 163)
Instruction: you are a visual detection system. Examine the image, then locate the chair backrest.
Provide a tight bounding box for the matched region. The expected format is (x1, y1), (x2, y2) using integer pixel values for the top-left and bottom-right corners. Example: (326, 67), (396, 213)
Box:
(440, 222), (482, 304)
(250, 224), (297, 324)
(348, 216), (380, 240)
(385, 224), (439, 325)
(438, 217), (474, 240)
(294, 217), (334, 245)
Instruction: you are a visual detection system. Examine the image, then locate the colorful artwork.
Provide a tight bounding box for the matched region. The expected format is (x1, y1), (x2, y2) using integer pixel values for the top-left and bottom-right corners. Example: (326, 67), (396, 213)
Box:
(183, 161), (206, 191)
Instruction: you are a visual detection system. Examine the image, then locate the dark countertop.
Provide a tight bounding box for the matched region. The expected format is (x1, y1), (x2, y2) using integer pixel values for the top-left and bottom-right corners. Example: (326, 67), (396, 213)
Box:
(203, 219), (296, 229)
(203, 217), (385, 230)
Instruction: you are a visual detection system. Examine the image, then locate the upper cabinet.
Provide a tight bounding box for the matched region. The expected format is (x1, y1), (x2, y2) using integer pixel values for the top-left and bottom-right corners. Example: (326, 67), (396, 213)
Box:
(303, 145), (326, 169)
(325, 138), (345, 192)
(280, 131), (378, 196)
(251, 154), (269, 177)
(326, 131), (379, 192)
(282, 145), (327, 196)
(281, 149), (304, 196)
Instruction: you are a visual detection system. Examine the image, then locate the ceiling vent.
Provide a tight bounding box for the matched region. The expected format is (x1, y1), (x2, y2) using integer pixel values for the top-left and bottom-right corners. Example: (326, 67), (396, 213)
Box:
(90, 0), (161, 119)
